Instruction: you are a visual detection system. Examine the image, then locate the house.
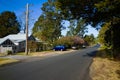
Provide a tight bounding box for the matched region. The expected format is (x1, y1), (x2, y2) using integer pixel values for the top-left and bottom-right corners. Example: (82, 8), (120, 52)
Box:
(0, 38), (15, 53)
(0, 33), (38, 54)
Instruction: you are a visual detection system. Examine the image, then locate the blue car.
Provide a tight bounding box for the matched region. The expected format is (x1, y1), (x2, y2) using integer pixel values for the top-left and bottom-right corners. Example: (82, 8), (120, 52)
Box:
(53, 45), (66, 51)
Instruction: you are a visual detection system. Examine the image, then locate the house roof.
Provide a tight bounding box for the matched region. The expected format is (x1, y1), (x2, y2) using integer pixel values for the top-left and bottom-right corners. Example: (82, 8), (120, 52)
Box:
(0, 33), (41, 45)
(3, 33), (32, 43)
(0, 33), (30, 44)
(0, 38), (7, 44)
(4, 33), (30, 40)
(0, 38), (14, 45)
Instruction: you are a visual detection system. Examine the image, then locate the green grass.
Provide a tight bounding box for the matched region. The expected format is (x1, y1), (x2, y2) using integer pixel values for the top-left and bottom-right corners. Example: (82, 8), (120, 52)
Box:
(0, 53), (7, 57)
(0, 58), (19, 66)
(16, 52), (26, 55)
(16, 50), (54, 55)
(0, 58), (9, 61)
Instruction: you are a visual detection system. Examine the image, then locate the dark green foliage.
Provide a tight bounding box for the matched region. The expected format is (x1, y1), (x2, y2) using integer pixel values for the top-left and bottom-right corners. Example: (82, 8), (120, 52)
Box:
(32, 1), (62, 44)
(55, 0), (120, 26)
(112, 18), (120, 59)
(0, 11), (20, 38)
(55, 0), (97, 20)
(7, 50), (12, 55)
(54, 36), (85, 48)
(56, 0), (120, 58)
(84, 34), (95, 46)
(66, 19), (87, 37)
(28, 41), (37, 52)
(98, 22), (111, 47)
(54, 36), (73, 48)
(98, 18), (120, 59)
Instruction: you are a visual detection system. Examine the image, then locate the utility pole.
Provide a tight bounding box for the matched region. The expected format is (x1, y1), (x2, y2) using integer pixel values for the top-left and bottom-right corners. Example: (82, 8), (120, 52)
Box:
(25, 3), (29, 55)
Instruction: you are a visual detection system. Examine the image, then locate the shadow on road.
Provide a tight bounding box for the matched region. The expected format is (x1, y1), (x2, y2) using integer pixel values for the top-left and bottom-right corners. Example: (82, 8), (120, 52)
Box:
(83, 51), (97, 57)
(83, 48), (112, 59)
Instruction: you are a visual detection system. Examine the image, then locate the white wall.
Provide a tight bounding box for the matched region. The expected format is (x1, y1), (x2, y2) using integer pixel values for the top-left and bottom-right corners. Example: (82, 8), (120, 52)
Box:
(0, 46), (12, 53)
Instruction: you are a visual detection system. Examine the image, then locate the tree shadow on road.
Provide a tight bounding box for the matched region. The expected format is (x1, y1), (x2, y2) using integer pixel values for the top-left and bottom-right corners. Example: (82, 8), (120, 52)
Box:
(83, 51), (96, 57)
(83, 51), (97, 58)
(83, 48), (113, 59)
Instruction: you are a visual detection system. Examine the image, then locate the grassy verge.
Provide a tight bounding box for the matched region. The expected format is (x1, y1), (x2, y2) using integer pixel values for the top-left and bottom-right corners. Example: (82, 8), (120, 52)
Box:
(0, 53), (7, 57)
(90, 47), (120, 80)
(16, 50), (72, 56)
(0, 58), (19, 67)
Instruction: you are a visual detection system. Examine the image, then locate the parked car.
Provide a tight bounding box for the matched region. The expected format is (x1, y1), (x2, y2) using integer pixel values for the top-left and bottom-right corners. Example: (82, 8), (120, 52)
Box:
(53, 45), (66, 51)
(82, 45), (86, 48)
(71, 46), (78, 50)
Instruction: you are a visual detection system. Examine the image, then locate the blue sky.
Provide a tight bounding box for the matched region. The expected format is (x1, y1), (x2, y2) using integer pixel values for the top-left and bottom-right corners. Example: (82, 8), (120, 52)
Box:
(0, 0), (99, 37)
(0, 0), (47, 33)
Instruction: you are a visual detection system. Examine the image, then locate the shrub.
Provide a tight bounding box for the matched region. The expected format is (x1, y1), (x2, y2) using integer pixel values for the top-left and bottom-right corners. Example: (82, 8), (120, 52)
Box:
(54, 36), (85, 49)
(7, 50), (12, 55)
(28, 41), (37, 52)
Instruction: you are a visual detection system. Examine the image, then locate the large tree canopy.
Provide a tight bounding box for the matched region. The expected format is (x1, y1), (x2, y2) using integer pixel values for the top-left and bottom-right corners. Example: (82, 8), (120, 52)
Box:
(54, 0), (120, 58)
(32, 1), (63, 43)
(55, 0), (98, 26)
(55, 0), (120, 26)
(0, 11), (20, 38)
(66, 19), (87, 37)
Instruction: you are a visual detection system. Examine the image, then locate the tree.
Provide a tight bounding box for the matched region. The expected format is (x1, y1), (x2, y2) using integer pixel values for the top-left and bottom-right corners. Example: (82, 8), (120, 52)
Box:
(28, 41), (37, 52)
(55, 0), (96, 20)
(55, 0), (120, 26)
(32, 1), (63, 44)
(55, 0), (120, 59)
(66, 18), (87, 37)
(54, 36), (85, 48)
(0, 11), (20, 38)
(84, 34), (95, 46)
(54, 36), (73, 48)
(98, 22), (112, 47)
(95, 0), (120, 58)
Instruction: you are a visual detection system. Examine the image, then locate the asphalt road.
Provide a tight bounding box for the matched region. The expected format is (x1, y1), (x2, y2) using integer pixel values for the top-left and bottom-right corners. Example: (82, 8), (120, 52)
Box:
(0, 46), (99, 80)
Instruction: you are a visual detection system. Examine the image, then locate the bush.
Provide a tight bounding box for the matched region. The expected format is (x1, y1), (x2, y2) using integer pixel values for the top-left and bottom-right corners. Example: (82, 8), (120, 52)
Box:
(54, 36), (85, 49)
(28, 41), (37, 52)
(7, 50), (12, 55)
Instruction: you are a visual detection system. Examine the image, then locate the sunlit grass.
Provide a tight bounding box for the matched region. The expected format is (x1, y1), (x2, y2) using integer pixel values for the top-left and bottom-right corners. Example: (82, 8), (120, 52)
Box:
(90, 58), (120, 80)
(16, 50), (54, 56)
(0, 58), (19, 66)
(16, 52), (26, 55)
(0, 53), (7, 57)
(90, 46), (120, 80)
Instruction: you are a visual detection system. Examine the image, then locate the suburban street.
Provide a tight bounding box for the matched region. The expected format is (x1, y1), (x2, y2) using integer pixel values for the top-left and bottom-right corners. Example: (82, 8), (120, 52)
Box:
(0, 46), (99, 80)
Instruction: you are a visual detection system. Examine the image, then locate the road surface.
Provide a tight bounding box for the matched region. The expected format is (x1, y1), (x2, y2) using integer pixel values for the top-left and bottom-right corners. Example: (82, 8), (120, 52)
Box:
(0, 46), (99, 80)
